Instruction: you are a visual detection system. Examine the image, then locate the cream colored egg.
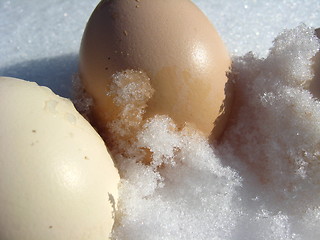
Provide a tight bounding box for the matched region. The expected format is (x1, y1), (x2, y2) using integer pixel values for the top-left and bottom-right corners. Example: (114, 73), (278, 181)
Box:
(79, 0), (231, 140)
(0, 77), (119, 240)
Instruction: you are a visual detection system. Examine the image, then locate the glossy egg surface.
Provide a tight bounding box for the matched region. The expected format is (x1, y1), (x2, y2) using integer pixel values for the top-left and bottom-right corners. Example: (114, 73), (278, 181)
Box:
(79, 0), (231, 139)
(0, 77), (119, 240)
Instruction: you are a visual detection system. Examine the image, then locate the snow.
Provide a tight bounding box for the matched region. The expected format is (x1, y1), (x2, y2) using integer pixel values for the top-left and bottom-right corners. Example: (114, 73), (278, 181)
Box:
(1, 0), (320, 239)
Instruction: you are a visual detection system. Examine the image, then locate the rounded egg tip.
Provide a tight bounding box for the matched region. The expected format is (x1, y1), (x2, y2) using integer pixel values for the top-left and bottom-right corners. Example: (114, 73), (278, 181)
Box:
(77, 0), (233, 164)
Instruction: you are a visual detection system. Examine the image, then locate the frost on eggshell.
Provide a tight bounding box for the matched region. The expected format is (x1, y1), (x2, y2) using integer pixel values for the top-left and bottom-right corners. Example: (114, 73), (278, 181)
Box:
(106, 70), (154, 139)
(104, 70), (155, 164)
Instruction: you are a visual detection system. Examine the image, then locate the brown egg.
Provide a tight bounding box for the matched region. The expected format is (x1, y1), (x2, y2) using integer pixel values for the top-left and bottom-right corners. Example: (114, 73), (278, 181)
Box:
(79, 0), (231, 144)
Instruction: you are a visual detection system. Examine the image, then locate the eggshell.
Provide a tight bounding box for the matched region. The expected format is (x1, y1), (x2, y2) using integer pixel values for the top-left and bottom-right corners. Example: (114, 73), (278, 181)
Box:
(79, 0), (231, 139)
(0, 77), (119, 240)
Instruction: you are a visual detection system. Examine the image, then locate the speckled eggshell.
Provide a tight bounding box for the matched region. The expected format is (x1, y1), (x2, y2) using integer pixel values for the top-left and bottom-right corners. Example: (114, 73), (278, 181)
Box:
(0, 77), (119, 240)
(79, 0), (231, 139)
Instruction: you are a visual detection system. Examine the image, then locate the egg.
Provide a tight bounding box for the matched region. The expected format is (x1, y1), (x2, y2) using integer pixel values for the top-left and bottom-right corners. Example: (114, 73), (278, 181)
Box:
(79, 0), (232, 142)
(0, 77), (119, 240)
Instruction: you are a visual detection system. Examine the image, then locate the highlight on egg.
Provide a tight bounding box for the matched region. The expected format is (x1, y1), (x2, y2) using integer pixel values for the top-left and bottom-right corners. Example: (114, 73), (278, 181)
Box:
(78, 0), (232, 154)
(0, 77), (119, 240)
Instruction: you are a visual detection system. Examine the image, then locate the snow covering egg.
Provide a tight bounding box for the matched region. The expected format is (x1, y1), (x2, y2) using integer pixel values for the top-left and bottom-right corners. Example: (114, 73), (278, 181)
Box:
(79, 0), (232, 141)
(0, 77), (119, 240)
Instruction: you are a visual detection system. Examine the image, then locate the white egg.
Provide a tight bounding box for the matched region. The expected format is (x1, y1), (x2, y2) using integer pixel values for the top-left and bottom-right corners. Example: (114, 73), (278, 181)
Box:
(0, 77), (119, 240)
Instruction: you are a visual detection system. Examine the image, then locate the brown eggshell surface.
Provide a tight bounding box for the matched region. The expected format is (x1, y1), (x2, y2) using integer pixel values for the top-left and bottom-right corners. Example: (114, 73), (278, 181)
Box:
(79, 0), (231, 139)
